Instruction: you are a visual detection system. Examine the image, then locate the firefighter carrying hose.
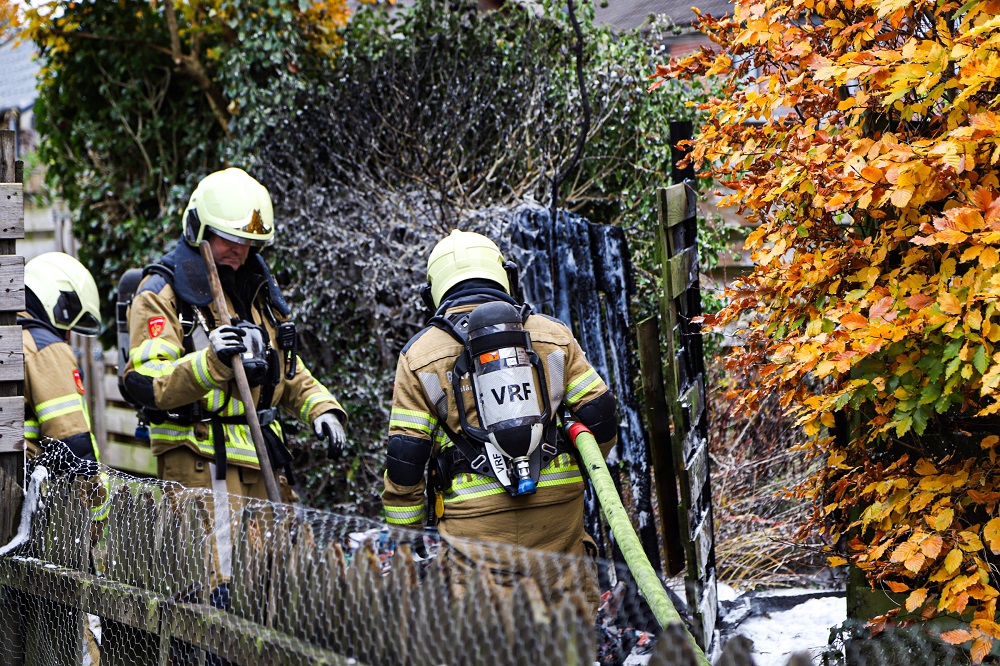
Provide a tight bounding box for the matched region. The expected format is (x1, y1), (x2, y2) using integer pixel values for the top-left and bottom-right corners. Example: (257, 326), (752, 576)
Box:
(381, 229), (619, 608)
(123, 167), (348, 504)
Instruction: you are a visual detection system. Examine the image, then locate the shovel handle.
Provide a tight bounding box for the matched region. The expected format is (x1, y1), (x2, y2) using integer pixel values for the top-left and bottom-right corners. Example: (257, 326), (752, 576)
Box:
(199, 241), (281, 504)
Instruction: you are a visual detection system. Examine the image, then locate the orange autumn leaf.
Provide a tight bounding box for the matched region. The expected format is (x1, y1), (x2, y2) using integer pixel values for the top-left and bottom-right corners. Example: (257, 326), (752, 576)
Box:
(905, 551), (927, 573)
(939, 293), (964, 316)
(972, 636), (992, 664)
(921, 534), (944, 559)
(890, 541), (919, 564)
(983, 517), (1000, 554)
(906, 587), (928, 612)
(886, 580), (910, 593)
(940, 629), (975, 645)
(841, 312), (868, 330)
(905, 294), (935, 310)
(929, 508), (955, 531)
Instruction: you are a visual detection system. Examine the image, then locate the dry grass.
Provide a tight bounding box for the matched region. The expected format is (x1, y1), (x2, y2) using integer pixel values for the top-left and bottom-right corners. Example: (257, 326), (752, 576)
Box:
(707, 365), (830, 589)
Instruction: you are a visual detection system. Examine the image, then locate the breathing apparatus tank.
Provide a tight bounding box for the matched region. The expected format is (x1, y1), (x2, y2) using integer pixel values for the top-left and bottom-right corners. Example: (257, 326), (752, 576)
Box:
(456, 301), (550, 495)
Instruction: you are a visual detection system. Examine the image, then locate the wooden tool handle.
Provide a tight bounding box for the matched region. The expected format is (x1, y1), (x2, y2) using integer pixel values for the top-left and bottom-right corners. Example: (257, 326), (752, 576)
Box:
(199, 241), (281, 503)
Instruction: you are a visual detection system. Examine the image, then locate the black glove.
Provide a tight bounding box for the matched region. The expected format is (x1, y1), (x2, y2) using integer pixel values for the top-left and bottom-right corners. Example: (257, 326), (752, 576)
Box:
(209, 325), (248, 367)
(314, 412), (347, 458)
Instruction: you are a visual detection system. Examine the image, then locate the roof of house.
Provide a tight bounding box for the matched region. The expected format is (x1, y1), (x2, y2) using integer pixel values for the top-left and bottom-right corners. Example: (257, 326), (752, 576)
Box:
(593, 0), (733, 31)
(0, 38), (40, 112)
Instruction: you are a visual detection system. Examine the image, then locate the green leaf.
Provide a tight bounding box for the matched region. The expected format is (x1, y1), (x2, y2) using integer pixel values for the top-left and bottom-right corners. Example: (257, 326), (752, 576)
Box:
(973, 345), (988, 374)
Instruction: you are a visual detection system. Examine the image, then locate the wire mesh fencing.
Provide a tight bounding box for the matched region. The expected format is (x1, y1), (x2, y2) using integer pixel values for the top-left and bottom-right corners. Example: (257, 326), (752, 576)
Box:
(0, 444), (962, 666)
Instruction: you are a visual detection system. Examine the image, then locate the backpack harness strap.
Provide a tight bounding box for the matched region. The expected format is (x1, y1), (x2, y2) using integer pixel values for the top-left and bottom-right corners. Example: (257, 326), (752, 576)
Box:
(425, 304), (570, 497)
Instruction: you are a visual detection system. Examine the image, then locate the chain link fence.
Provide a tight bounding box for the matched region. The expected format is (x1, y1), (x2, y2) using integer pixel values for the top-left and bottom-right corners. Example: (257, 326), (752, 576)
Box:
(0, 444), (969, 666)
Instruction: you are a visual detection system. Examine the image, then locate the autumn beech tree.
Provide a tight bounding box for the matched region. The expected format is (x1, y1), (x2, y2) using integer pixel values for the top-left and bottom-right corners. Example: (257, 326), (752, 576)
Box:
(651, 0), (1000, 658)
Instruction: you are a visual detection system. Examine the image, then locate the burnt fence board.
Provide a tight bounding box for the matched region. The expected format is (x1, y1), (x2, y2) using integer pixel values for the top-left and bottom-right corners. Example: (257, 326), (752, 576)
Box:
(655, 183), (718, 652)
(636, 316), (686, 576)
(505, 208), (661, 571)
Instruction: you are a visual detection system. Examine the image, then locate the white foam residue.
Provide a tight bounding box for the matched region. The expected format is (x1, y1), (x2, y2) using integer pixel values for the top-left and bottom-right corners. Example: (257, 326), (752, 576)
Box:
(0, 465), (49, 556)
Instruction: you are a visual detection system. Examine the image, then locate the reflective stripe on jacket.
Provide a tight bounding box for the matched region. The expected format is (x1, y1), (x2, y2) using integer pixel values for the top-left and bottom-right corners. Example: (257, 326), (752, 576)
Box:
(21, 313), (98, 458)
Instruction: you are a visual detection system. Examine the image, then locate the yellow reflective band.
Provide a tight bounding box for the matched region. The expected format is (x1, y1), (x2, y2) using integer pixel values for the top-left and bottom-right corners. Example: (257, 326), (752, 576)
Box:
(443, 473), (505, 502)
(206, 388), (226, 412)
(441, 454), (582, 502)
(300, 390), (336, 423)
(35, 395), (86, 423)
(192, 349), (222, 390)
(384, 503), (426, 525)
(565, 368), (600, 405)
(130, 338), (184, 377)
(390, 407), (436, 434)
(24, 419), (39, 441)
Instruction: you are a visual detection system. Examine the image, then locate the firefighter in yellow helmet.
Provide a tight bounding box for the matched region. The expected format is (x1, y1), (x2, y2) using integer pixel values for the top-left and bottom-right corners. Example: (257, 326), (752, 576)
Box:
(382, 229), (619, 608)
(20, 252), (107, 664)
(20, 252), (103, 466)
(123, 167), (348, 503)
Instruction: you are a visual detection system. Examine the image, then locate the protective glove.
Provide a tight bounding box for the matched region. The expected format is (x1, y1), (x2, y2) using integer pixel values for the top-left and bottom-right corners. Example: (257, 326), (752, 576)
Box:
(234, 321), (269, 387)
(208, 325), (248, 367)
(314, 411), (347, 458)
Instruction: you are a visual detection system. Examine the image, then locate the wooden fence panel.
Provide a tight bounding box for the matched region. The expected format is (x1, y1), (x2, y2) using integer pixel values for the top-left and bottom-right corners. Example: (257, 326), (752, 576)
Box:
(654, 182), (718, 652)
(0, 129), (26, 665)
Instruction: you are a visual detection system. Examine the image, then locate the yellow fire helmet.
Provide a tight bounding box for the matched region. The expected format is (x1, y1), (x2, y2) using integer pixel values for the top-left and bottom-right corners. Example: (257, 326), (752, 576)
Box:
(24, 252), (102, 336)
(426, 229), (510, 307)
(182, 167), (275, 247)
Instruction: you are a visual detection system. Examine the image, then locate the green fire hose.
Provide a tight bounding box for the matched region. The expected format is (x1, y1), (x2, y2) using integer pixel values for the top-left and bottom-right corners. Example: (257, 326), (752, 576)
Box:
(566, 422), (710, 666)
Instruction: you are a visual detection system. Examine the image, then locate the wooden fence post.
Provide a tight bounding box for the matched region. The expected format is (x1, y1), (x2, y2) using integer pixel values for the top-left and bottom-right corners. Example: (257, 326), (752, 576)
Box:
(0, 128), (27, 665)
(0, 129), (26, 541)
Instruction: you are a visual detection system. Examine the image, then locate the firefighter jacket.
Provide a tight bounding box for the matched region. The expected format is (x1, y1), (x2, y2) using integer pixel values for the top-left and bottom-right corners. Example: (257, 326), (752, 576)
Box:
(123, 241), (346, 469)
(381, 291), (618, 532)
(20, 312), (99, 462)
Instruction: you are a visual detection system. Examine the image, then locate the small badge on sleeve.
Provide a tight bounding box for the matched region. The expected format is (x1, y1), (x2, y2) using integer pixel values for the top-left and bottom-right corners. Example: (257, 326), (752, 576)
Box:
(73, 369), (85, 394)
(148, 316), (166, 339)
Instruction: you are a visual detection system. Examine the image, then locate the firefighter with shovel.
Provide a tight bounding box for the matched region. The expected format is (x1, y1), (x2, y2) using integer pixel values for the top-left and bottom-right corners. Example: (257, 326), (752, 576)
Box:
(122, 167), (348, 505)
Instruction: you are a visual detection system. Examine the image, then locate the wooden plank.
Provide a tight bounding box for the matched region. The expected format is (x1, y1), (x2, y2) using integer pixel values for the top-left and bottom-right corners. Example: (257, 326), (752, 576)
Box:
(102, 439), (156, 477)
(636, 317), (686, 576)
(692, 508), (714, 580)
(166, 603), (360, 666)
(662, 182), (697, 230)
(106, 405), (141, 437)
(1, 557), (161, 632)
(695, 571), (718, 651)
(0, 396), (22, 454)
(104, 372), (125, 402)
(667, 248), (697, 300)
(0, 256), (24, 313)
(0, 185), (24, 239)
(678, 380), (705, 433)
(0, 325), (23, 383)
(680, 424), (705, 463)
(684, 437), (709, 504)
(0, 130), (23, 556)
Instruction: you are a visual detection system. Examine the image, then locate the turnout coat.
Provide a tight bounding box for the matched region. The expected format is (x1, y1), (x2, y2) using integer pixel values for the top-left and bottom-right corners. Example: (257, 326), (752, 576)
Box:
(124, 241), (345, 471)
(382, 290), (618, 602)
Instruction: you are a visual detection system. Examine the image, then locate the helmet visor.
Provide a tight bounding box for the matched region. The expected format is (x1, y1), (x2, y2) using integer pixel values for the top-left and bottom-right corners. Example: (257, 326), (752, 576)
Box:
(208, 226), (273, 248)
(54, 291), (103, 336)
